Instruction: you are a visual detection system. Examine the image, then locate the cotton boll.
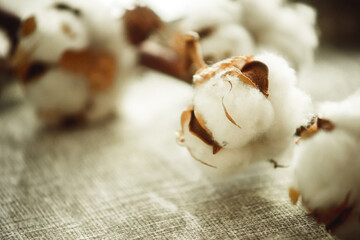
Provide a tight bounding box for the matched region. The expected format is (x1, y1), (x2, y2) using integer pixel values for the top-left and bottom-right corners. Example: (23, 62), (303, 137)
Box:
(290, 129), (360, 238)
(13, 1), (139, 126)
(293, 130), (359, 209)
(193, 59), (274, 149)
(290, 92), (360, 238)
(177, 48), (311, 178)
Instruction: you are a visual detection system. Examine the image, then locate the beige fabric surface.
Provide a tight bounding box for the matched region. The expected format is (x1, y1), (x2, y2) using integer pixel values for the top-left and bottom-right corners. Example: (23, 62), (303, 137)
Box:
(2, 48), (359, 239)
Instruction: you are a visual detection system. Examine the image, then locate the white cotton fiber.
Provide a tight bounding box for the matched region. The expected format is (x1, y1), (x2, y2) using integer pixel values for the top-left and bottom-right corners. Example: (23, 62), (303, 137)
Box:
(25, 68), (88, 114)
(240, 0), (318, 69)
(0, 29), (9, 57)
(318, 90), (360, 135)
(254, 53), (312, 141)
(290, 90), (360, 238)
(179, 0), (241, 32)
(178, 53), (311, 178)
(200, 24), (255, 63)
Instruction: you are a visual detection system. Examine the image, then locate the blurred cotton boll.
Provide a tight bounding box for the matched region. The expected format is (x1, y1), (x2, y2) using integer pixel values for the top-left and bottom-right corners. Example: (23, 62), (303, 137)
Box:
(4, 0), (140, 126)
(176, 0), (318, 71)
(290, 91), (360, 239)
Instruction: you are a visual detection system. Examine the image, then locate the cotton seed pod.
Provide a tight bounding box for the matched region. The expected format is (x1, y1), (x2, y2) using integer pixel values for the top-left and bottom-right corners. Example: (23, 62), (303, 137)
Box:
(290, 91), (360, 239)
(177, 33), (311, 178)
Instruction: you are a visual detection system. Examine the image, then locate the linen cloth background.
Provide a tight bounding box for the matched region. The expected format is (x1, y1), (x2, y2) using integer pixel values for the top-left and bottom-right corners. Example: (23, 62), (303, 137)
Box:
(1, 47), (360, 239)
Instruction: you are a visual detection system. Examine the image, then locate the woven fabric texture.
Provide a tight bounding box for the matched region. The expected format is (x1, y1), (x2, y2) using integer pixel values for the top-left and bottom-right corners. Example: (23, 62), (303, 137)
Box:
(2, 48), (359, 239)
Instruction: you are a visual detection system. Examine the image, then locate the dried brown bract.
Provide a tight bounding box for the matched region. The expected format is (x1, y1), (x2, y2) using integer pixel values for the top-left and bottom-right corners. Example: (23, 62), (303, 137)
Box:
(189, 109), (222, 154)
(123, 6), (162, 46)
(59, 49), (116, 91)
(241, 61), (269, 97)
(53, 2), (82, 17)
(296, 116), (335, 143)
(21, 16), (37, 37)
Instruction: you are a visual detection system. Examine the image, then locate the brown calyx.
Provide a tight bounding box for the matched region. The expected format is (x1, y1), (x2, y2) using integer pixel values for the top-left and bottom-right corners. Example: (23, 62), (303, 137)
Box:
(11, 48), (49, 84)
(197, 27), (214, 39)
(241, 61), (269, 97)
(181, 106), (222, 154)
(123, 6), (163, 46)
(20, 16), (36, 37)
(289, 187), (300, 205)
(296, 117), (335, 143)
(317, 118), (335, 131)
(59, 49), (116, 91)
(53, 2), (82, 17)
(179, 107), (218, 167)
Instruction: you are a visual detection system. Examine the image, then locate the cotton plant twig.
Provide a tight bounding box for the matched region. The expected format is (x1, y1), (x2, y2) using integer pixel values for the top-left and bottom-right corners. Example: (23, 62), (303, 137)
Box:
(268, 159), (288, 169)
(139, 31), (208, 84)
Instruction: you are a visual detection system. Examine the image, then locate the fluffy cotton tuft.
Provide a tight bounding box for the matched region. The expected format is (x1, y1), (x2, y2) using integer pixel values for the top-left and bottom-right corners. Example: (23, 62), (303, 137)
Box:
(199, 24), (255, 63)
(290, 91), (360, 238)
(25, 68), (88, 114)
(177, 53), (311, 178)
(179, 0), (241, 32)
(241, 0), (318, 69)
